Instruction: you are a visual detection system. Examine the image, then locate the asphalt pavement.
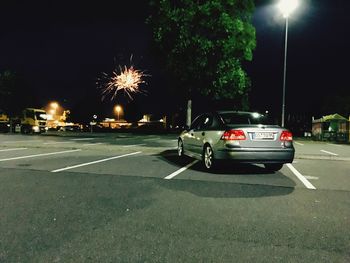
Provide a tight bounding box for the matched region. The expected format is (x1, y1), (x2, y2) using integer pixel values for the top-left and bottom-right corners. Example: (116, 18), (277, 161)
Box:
(0, 132), (349, 262)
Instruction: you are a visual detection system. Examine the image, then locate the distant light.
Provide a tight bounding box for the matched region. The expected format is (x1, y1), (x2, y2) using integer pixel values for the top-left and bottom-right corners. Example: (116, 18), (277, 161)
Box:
(115, 105), (122, 113)
(252, 112), (261, 118)
(39, 114), (48, 119)
(278, 0), (299, 18)
(50, 102), (59, 109)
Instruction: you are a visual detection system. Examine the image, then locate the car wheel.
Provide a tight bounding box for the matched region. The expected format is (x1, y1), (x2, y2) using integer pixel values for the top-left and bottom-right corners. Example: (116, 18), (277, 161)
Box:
(178, 139), (184, 157)
(264, 163), (283, 172)
(203, 144), (214, 170)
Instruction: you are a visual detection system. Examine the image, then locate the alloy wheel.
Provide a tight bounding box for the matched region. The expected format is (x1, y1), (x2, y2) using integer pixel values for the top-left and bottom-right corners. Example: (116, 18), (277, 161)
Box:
(204, 145), (213, 169)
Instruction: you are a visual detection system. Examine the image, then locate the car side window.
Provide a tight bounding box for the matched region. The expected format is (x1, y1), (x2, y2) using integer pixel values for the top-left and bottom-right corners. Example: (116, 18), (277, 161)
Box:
(212, 114), (224, 129)
(198, 114), (213, 130)
(190, 115), (204, 130)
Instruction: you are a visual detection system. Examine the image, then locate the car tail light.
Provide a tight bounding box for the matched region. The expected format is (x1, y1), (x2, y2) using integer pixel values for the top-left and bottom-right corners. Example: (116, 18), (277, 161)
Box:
(280, 131), (293, 141)
(221, 130), (246, 140)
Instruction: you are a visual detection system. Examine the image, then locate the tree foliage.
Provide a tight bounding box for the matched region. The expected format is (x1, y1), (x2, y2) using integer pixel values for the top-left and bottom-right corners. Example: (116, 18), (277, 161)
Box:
(147, 0), (256, 108)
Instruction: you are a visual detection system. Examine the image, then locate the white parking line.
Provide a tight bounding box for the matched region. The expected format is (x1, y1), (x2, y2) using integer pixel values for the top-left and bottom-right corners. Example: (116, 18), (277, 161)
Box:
(294, 142), (304, 146)
(144, 137), (161, 141)
(3, 140), (42, 143)
(326, 143), (342, 147)
(51, 151), (142, 173)
(122, 144), (146, 148)
(0, 149), (81, 162)
(116, 135), (131, 138)
(164, 160), (199, 180)
(83, 143), (104, 146)
(70, 138), (95, 141)
(320, 150), (338, 156)
(0, 148), (27, 152)
(304, 175), (319, 180)
(43, 142), (71, 145)
(286, 164), (316, 190)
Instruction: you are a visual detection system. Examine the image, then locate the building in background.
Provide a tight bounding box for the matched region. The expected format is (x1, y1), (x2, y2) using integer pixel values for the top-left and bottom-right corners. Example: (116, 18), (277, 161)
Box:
(312, 113), (349, 142)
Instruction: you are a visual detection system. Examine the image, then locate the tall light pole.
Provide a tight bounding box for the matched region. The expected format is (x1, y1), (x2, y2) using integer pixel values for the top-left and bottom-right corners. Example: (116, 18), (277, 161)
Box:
(278, 0), (299, 127)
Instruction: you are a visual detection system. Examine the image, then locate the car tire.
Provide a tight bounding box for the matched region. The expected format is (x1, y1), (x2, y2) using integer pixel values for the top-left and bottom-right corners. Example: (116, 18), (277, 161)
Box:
(178, 139), (185, 157)
(203, 144), (215, 170)
(264, 163), (283, 172)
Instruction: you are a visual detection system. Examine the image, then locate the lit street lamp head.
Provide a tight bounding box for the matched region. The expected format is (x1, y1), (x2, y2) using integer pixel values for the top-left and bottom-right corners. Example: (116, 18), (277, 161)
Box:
(278, 0), (299, 18)
(115, 105), (122, 113)
(50, 102), (59, 110)
(114, 105), (122, 121)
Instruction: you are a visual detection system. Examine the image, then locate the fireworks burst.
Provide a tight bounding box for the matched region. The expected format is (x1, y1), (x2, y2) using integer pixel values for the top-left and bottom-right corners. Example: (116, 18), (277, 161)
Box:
(98, 62), (150, 101)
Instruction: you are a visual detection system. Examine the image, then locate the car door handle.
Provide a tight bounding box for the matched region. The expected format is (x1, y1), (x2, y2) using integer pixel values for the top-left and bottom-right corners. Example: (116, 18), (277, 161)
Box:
(202, 132), (205, 136)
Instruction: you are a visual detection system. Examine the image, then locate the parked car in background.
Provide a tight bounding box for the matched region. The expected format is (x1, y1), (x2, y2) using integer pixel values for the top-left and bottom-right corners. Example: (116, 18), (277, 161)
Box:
(58, 124), (81, 132)
(178, 111), (295, 171)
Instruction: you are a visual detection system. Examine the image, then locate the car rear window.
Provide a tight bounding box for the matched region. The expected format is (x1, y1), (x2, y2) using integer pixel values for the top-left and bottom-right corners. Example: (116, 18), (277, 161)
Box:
(219, 112), (269, 125)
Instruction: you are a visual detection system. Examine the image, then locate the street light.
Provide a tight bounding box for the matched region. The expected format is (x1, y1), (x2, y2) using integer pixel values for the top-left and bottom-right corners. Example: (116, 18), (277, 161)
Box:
(90, 115), (97, 133)
(50, 102), (59, 110)
(115, 105), (122, 121)
(278, 0), (299, 127)
(48, 102), (59, 117)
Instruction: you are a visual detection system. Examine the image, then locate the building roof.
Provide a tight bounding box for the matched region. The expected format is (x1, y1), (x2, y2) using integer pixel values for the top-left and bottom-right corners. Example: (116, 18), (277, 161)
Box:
(313, 113), (348, 123)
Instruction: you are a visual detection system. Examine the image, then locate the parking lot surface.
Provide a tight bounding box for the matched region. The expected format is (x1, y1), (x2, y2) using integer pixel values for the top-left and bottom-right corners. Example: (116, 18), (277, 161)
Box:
(0, 133), (349, 262)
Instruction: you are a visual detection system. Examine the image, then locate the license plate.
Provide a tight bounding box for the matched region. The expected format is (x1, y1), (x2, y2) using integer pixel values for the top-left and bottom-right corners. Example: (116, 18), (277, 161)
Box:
(253, 132), (274, 140)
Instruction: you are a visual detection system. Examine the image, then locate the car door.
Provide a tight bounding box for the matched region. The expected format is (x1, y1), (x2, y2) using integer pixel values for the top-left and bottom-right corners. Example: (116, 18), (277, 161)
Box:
(192, 114), (213, 155)
(185, 114), (205, 155)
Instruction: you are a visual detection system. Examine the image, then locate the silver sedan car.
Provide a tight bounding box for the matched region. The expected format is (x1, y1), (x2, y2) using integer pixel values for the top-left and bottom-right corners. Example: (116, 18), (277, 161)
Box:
(178, 111), (295, 171)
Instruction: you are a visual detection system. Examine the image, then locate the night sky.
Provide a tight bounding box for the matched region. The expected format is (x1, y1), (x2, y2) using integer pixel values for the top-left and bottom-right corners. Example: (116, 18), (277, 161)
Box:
(1, 0), (350, 122)
(251, 0), (350, 118)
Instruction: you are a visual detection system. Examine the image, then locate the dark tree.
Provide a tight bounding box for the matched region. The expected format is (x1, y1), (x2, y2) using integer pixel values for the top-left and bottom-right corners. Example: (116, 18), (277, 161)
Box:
(147, 0), (256, 124)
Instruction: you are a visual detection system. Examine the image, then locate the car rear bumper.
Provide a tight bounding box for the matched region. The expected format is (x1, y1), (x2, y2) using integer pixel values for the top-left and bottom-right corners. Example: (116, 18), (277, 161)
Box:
(214, 148), (295, 164)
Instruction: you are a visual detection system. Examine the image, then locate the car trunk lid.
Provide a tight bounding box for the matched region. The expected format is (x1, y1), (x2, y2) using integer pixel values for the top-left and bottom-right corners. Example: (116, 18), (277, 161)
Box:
(222, 124), (290, 148)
